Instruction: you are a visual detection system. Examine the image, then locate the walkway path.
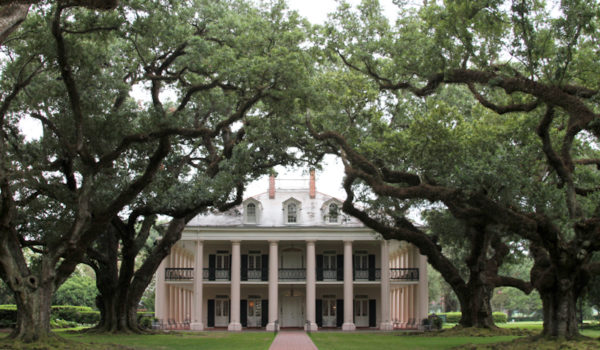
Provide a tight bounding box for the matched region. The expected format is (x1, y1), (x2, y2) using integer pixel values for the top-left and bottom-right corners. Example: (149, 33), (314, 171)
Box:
(269, 330), (318, 350)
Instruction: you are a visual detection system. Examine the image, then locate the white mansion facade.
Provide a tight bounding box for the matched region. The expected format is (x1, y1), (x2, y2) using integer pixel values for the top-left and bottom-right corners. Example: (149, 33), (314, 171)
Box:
(155, 171), (428, 331)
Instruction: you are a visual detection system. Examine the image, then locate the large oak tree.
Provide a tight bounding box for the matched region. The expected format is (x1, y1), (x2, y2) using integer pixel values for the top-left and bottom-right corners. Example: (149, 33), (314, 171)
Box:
(311, 0), (600, 338)
(0, 0), (311, 341)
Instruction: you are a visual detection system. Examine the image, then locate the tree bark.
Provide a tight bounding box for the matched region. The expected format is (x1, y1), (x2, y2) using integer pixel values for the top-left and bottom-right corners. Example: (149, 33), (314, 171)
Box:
(10, 275), (53, 342)
(457, 277), (495, 328)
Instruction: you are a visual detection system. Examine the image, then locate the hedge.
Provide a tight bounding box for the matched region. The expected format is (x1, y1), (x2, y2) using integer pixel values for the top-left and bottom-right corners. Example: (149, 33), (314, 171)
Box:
(436, 311), (508, 324)
(0, 305), (154, 328)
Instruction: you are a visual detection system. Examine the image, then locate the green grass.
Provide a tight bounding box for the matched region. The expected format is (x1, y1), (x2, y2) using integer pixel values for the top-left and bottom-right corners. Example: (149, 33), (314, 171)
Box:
(60, 331), (275, 350)
(309, 332), (520, 350)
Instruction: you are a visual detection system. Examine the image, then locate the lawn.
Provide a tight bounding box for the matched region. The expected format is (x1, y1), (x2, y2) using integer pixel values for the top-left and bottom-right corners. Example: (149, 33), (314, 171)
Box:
(309, 332), (520, 350)
(0, 331), (275, 350)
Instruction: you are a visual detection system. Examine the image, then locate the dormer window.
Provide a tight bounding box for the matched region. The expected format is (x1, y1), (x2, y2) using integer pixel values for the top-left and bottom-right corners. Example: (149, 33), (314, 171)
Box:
(247, 203), (256, 223)
(328, 203), (339, 223)
(243, 199), (261, 224)
(282, 197), (301, 225)
(287, 203), (297, 223)
(322, 198), (342, 224)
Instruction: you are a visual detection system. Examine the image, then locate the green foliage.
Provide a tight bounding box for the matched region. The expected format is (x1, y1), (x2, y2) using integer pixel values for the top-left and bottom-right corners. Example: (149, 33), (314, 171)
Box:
(0, 305), (16, 328)
(53, 274), (98, 308)
(437, 312), (507, 324)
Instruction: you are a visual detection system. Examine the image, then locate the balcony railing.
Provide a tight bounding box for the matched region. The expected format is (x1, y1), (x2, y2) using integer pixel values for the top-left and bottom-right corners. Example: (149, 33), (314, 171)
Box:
(166, 267), (419, 282)
(322, 268), (337, 280)
(247, 268), (263, 280)
(165, 268), (193, 280)
(279, 268), (306, 280)
(353, 268), (381, 281)
(390, 268), (419, 281)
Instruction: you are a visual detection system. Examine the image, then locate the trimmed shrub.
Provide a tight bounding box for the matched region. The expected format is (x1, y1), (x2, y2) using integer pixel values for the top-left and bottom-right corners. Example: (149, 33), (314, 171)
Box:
(493, 312), (508, 323)
(438, 312), (461, 323)
(0, 305), (17, 328)
(79, 310), (100, 324)
(436, 311), (508, 324)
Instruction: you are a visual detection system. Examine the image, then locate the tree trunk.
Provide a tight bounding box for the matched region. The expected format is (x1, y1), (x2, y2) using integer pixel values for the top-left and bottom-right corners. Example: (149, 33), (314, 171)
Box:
(10, 280), (53, 342)
(456, 280), (495, 328)
(539, 287), (579, 338)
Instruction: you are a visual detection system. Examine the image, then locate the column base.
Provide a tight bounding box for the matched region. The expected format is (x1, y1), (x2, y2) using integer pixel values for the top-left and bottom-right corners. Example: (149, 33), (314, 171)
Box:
(190, 322), (204, 331)
(227, 322), (242, 331)
(266, 322), (279, 331)
(379, 322), (394, 331)
(304, 322), (318, 332)
(342, 322), (356, 331)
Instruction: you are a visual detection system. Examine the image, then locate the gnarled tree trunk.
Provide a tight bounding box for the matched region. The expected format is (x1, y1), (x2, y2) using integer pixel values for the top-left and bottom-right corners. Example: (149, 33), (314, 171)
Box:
(10, 273), (53, 342)
(457, 275), (495, 328)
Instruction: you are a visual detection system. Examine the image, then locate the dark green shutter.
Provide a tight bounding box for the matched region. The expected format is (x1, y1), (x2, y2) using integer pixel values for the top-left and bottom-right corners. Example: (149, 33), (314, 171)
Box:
(241, 300), (247, 327)
(368, 254), (376, 281)
(336, 299), (344, 327)
(208, 255), (216, 281)
(316, 255), (323, 281)
(316, 299), (323, 327)
(207, 299), (215, 327)
(336, 255), (343, 281)
(369, 299), (376, 327)
(261, 254), (268, 281)
(261, 300), (268, 327)
(241, 254), (248, 281)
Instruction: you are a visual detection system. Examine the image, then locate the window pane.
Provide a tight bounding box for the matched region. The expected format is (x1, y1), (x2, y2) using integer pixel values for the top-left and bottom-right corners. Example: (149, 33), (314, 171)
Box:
(216, 301), (221, 316)
(329, 301), (336, 316)
(248, 301), (254, 316)
(362, 301), (368, 316)
(223, 300), (229, 316)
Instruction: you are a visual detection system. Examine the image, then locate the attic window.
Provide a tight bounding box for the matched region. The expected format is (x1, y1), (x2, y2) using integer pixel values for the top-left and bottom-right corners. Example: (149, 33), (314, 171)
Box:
(328, 203), (339, 223)
(247, 203), (256, 223)
(287, 203), (297, 223)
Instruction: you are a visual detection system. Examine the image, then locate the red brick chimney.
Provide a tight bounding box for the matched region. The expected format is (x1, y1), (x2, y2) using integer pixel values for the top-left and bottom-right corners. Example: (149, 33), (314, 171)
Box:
(269, 174), (275, 199)
(309, 169), (316, 199)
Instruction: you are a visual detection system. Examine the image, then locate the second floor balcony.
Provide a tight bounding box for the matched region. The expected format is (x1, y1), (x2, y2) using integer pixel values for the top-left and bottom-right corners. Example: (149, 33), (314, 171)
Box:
(165, 266), (420, 282)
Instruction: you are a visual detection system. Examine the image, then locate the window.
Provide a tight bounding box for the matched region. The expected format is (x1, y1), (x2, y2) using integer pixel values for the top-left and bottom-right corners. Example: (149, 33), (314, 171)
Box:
(287, 203), (297, 223)
(328, 203), (338, 223)
(247, 203), (256, 223)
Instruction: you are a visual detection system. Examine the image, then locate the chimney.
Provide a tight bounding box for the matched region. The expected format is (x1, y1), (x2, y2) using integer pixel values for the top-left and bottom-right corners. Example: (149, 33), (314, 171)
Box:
(309, 169), (316, 199)
(269, 174), (275, 199)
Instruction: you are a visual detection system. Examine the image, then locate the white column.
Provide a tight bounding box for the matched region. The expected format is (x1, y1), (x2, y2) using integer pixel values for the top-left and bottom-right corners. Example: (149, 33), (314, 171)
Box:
(416, 252), (429, 322)
(305, 240), (318, 331)
(379, 240), (393, 330)
(191, 240), (204, 330)
(342, 240), (355, 331)
(228, 241), (242, 331)
(266, 241), (279, 331)
(155, 259), (167, 321)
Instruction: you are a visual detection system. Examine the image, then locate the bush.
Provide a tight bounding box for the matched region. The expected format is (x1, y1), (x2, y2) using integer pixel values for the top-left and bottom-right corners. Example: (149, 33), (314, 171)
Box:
(79, 310), (101, 324)
(436, 311), (507, 324)
(493, 312), (508, 323)
(438, 312), (462, 323)
(0, 305), (17, 328)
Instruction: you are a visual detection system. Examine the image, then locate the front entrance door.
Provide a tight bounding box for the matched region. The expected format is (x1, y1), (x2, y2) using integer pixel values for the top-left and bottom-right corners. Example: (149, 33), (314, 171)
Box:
(247, 298), (262, 327)
(322, 298), (336, 327)
(354, 298), (368, 327)
(215, 299), (229, 327)
(281, 296), (304, 327)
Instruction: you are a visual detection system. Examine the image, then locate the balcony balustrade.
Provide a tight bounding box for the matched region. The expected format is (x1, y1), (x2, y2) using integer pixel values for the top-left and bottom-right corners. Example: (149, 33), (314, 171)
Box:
(165, 267), (419, 282)
(390, 268), (419, 281)
(278, 268), (306, 281)
(165, 268), (193, 280)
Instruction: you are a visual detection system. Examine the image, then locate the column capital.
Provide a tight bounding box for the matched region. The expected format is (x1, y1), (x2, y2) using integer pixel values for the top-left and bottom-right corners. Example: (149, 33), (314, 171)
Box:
(268, 240), (279, 244)
(231, 240), (241, 244)
(305, 239), (316, 244)
(343, 239), (353, 244)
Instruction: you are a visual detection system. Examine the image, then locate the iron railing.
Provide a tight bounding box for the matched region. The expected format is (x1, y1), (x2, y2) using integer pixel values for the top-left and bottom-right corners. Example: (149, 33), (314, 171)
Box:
(390, 268), (419, 281)
(279, 268), (306, 280)
(165, 268), (193, 280)
(353, 268), (381, 281)
(322, 268), (337, 280)
(247, 268), (263, 280)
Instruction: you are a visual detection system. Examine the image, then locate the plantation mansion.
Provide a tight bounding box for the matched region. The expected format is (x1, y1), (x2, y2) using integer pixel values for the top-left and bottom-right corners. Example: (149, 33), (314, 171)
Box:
(155, 172), (428, 331)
